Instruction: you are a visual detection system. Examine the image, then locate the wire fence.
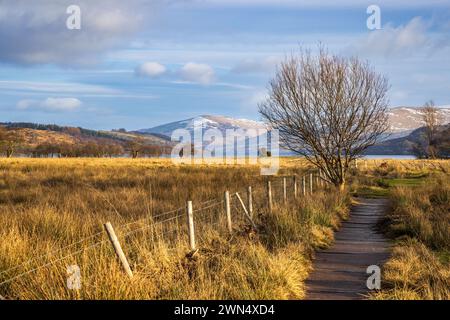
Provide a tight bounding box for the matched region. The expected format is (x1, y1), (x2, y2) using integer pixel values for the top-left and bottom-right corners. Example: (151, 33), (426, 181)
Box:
(0, 169), (330, 294)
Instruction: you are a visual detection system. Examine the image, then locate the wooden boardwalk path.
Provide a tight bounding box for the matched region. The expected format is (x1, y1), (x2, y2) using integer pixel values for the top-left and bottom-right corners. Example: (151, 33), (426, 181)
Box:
(306, 198), (391, 300)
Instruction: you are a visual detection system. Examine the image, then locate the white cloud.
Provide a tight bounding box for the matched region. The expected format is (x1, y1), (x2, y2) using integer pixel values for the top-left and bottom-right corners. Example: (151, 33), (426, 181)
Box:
(232, 56), (279, 74)
(0, 80), (117, 95)
(179, 62), (216, 85)
(352, 17), (440, 57)
(0, 80), (158, 99)
(135, 62), (167, 77)
(16, 99), (37, 110)
(241, 90), (268, 111)
(17, 97), (82, 112)
(42, 98), (82, 111)
(0, 0), (162, 66)
(193, 0), (450, 8)
(93, 9), (132, 33)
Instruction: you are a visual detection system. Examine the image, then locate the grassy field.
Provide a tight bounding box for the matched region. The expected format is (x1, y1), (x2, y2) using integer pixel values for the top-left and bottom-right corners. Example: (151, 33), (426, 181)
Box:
(350, 160), (450, 300)
(350, 159), (448, 198)
(0, 157), (448, 300)
(368, 173), (450, 300)
(0, 157), (348, 300)
(347, 159), (449, 300)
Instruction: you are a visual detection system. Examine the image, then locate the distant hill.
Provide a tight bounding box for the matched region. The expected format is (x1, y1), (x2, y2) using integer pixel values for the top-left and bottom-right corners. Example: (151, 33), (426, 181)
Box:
(138, 115), (267, 138)
(138, 108), (450, 155)
(0, 122), (175, 158)
(366, 124), (450, 156)
(139, 107), (450, 141)
(3, 105), (449, 156)
(0, 122), (171, 147)
(386, 106), (450, 139)
(138, 115), (290, 156)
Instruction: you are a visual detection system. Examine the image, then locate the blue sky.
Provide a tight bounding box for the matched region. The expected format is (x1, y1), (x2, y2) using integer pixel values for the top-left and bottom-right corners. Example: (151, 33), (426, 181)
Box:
(0, 0), (449, 130)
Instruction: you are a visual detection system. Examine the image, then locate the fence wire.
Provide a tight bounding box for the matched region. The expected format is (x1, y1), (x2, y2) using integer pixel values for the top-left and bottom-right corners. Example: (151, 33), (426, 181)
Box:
(0, 172), (326, 290)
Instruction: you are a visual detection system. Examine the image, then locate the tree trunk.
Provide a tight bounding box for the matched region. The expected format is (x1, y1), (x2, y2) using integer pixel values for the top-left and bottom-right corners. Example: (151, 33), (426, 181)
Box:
(334, 176), (346, 191)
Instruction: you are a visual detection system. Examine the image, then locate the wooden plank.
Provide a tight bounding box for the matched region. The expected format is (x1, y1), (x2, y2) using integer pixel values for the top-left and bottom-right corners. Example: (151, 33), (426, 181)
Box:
(305, 198), (390, 300)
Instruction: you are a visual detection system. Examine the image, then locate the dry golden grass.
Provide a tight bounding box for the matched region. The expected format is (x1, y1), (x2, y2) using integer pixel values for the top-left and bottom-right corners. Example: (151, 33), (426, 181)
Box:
(3, 157), (446, 300)
(0, 157), (347, 300)
(388, 174), (450, 250)
(6, 128), (78, 150)
(371, 173), (450, 300)
(355, 158), (449, 178)
(371, 241), (450, 300)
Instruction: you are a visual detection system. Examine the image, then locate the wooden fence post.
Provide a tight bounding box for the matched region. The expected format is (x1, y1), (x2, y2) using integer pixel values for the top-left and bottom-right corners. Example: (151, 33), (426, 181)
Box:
(186, 201), (196, 251)
(247, 186), (253, 218)
(319, 170), (323, 188)
(318, 170), (321, 188)
(235, 192), (257, 229)
(302, 175), (306, 196)
(310, 173), (313, 194)
(104, 222), (133, 278)
(321, 170), (325, 187)
(224, 191), (232, 234)
(322, 171), (326, 187)
(267, 180), (273, 213)
(293, 176), (298, 198)
(283, 177), (287, 204)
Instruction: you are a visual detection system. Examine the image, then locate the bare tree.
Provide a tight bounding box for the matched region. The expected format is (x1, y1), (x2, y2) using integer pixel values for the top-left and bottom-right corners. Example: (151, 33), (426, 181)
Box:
(126, 137), (146, 158)
(420, 100), (443, 159)
(0, 126), (25, 158)
(259, 49), (389, 189)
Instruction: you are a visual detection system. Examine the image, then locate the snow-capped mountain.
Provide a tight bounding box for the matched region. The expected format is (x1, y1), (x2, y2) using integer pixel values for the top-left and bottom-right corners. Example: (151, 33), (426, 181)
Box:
(139, 115), (280, 156)
(139, 107), (450, 143)
(139, 115), (268, 138)
(387, 106), (450, 138)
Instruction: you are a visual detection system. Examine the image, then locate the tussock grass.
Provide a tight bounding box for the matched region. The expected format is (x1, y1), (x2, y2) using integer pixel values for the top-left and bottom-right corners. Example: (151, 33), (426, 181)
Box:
(372, 173), (450, 300)
(259, 191), (349, 251)
(0, 158), (347, 300)
(355, 159), (449, 179)
(350, 159), (448, 198)
(371, 240), (450, 300)
(388, 174), (450, 251)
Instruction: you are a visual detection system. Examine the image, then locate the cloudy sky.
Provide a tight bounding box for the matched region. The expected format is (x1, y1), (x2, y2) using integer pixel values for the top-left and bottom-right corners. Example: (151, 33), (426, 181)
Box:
(0, 0), (449, 130)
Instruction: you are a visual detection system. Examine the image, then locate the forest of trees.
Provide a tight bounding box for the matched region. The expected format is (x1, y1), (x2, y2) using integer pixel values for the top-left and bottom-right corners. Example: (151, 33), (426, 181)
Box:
(0, 126), (172, 158)
(0, 122), (118, 140)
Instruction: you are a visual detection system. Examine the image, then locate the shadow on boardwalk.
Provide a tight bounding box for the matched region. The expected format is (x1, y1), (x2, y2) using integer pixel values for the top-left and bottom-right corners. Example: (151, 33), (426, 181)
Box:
(306, 198), (391, 300)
